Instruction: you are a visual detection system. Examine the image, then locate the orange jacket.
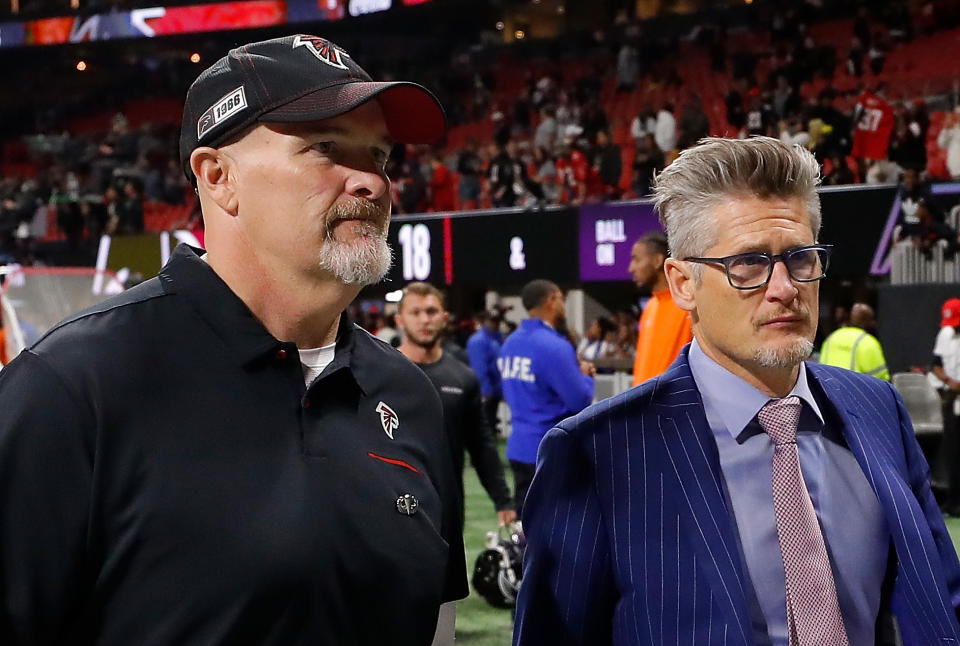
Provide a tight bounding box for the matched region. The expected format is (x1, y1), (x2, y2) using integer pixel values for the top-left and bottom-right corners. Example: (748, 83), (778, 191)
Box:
(632, 288), (692, 386)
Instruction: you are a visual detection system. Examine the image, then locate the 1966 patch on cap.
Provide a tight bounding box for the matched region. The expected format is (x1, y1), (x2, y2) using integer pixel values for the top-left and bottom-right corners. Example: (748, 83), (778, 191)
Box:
(197, 86), (247, 140)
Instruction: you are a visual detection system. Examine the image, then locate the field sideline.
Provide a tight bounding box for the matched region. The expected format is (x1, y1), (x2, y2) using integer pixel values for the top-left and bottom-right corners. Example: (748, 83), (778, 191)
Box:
(456, 440), (960, 645)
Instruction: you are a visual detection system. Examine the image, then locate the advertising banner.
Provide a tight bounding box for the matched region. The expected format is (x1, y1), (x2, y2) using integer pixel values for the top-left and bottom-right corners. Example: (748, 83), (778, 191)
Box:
(0, 0), (416, 48)
(578, 201), (661, 282)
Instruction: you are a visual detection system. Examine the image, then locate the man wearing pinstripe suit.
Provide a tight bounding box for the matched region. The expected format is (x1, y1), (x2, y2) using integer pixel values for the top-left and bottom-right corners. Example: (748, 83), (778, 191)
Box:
(514, 137), (960, 646)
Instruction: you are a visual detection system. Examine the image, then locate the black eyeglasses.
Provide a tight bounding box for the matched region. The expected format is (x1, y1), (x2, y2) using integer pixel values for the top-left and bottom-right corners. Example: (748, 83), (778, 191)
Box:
(683, 244), (833, 290)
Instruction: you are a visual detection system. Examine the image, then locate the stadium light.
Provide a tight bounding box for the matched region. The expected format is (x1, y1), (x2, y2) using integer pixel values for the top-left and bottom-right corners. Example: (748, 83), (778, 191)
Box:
(190, 52), (201, 63)
(76, 60), (87, 71)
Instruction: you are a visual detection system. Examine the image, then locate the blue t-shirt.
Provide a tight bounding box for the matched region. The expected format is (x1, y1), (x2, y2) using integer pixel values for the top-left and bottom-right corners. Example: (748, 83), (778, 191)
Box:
(499, 319), (594, 464)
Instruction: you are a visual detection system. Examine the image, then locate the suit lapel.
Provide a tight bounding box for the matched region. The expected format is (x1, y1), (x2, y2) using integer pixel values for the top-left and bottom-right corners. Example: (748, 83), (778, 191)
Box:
(803, 365), (897, 498)
(650, 353), (754, 645)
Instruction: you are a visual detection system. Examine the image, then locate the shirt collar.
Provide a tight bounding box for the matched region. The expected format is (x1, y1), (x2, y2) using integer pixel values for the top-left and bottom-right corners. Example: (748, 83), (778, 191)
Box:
(159, 244), (371, 394)
(688, 338), (824, 443)
(521, 318), (555, 332)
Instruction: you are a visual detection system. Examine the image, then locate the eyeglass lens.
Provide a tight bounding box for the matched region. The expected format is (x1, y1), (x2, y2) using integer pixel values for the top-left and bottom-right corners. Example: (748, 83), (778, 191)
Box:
(728, 248), (827, 287)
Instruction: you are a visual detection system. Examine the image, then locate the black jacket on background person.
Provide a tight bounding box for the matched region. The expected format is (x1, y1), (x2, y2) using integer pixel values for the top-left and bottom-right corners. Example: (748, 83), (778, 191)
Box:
(488, 151), (525, 207)
(416, 353), (513, 527)
(594, 143), (623, 190)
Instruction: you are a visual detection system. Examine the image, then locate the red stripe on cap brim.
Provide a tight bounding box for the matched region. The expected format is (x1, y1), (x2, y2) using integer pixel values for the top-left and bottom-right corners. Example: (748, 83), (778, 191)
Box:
(260, 81), (445, 144)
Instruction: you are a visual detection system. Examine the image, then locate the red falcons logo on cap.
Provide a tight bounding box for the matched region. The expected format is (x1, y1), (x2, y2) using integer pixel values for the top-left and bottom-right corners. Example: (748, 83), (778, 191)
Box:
(292, 35), (351, 70)
(376, 401), (399, 439)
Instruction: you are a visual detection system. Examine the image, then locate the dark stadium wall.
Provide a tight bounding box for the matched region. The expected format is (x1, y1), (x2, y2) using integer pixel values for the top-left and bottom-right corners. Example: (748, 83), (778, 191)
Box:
(878, 284), (960, 373)
(818, 185), (898, 280)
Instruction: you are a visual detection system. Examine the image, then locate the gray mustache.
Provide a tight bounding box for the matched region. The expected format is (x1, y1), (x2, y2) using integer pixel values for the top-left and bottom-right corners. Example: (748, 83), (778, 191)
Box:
(327, 199), (389, 232)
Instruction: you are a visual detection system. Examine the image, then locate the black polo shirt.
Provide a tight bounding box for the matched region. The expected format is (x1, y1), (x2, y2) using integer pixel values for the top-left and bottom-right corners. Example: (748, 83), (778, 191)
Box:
(0, 244), (467, 645)
(415, 354), (512, 518)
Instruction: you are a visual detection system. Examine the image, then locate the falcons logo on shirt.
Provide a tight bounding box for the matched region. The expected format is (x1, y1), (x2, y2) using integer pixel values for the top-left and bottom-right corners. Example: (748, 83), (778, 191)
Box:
(376, 401), (399, 439)
(292, 35), (351, 70)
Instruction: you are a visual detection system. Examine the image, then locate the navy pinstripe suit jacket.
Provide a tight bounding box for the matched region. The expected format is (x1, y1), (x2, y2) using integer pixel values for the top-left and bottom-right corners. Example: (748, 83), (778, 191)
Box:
(513, 346), (960, 646)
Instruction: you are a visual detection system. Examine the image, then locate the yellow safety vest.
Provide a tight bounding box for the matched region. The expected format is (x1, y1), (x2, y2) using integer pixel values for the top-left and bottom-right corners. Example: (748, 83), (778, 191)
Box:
(819, 326), (890, 381)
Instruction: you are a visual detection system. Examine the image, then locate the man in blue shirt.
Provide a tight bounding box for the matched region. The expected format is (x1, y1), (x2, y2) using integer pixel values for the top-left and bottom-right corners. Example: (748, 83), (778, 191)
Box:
(499, 280), (594, 519)
(515, 138), (960, 646)
(466, 310), (504, 433)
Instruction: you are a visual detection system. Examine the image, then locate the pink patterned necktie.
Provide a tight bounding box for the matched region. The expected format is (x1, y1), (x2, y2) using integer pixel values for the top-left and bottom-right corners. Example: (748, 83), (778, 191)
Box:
(757, 396), (849, 646)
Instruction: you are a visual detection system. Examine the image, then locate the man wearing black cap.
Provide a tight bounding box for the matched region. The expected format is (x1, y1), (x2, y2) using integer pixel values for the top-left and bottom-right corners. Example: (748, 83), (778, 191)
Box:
(0, 35), (465, 645)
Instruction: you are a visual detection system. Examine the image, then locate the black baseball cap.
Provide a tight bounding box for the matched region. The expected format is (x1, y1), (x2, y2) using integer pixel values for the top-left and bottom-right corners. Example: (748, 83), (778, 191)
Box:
(179, 34), (446, 181)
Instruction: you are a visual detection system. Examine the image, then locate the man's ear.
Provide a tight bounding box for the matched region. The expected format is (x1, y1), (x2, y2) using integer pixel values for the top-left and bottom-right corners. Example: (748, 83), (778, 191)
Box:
(190, 147), (239, 215)
(655, 252), (668, 273)
(664, 258), (697, 312)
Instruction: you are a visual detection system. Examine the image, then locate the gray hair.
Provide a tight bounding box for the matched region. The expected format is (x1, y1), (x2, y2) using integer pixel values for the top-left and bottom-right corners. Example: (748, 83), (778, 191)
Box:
(652, 137), (822, 260)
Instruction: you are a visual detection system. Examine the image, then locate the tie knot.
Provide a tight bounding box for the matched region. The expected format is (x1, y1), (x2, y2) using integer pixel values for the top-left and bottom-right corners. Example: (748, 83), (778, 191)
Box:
(757, 396), (802, 445)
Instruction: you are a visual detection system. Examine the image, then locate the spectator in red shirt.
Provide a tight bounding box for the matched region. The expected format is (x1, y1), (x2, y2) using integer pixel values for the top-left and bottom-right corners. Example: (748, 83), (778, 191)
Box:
(852, 86), (895, 179)
(556, 138), (603, 205)
(852, 87), (895, 162)
(425, 151), (456, 212)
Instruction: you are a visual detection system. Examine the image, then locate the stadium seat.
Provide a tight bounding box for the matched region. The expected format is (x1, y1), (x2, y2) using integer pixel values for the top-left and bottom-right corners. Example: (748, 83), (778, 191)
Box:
(892, 372), (944, 434)
(808, 19), (855, 50)
(144, 201), (193, 233)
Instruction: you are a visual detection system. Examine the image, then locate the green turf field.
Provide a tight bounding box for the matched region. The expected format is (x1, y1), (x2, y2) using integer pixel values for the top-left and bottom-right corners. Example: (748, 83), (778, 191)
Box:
(457, 441), (960, 645)
(947, 517), (960, 554)
(456, 444), (515, 645)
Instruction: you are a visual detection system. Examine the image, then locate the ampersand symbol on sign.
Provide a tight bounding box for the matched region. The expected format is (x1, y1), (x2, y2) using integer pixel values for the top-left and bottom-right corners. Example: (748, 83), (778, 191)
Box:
(509, 236), (526, 271)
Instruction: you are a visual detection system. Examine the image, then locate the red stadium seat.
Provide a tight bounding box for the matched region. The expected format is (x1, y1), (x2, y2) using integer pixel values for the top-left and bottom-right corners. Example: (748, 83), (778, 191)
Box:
(143, 201), (193, 233)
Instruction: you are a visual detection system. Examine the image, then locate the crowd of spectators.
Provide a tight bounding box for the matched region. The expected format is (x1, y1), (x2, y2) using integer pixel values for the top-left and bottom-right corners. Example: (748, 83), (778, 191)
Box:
(3, 0), (960, 263)
(388, 0), (960, 214)
(0, 111), (190, 262)
(892, 166), (960, 258)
